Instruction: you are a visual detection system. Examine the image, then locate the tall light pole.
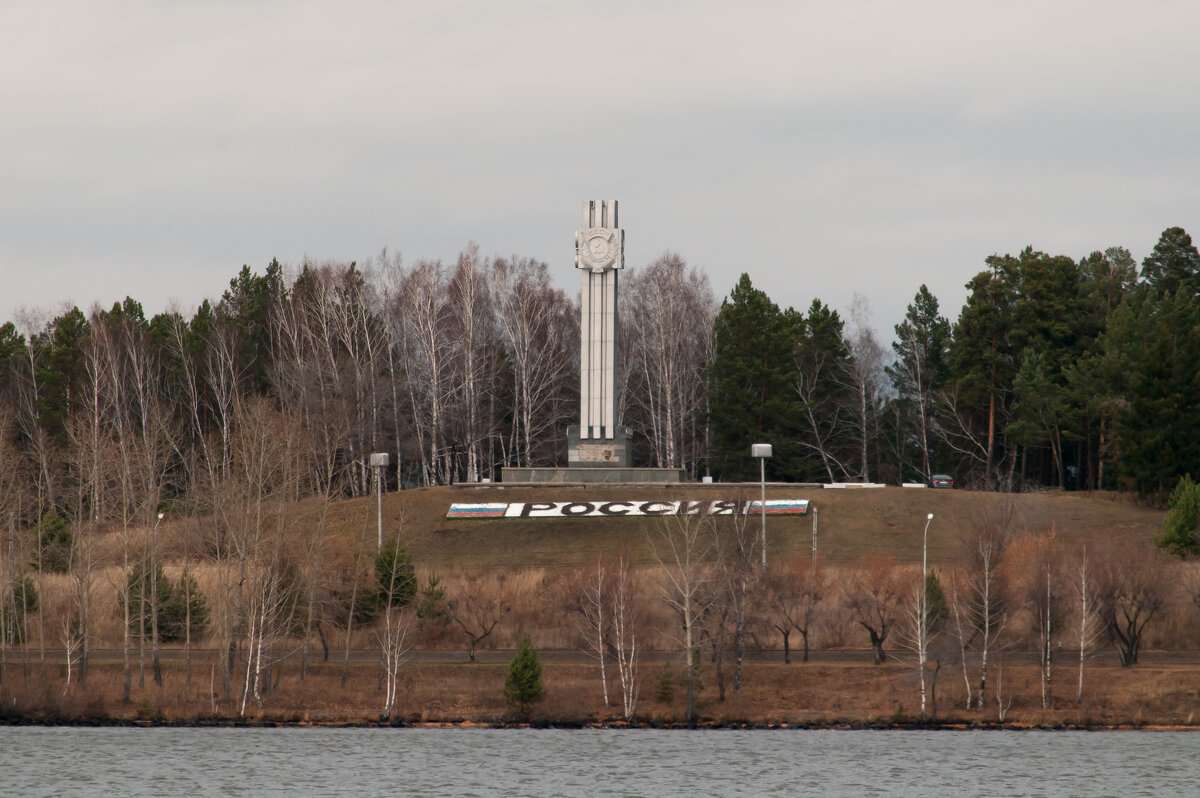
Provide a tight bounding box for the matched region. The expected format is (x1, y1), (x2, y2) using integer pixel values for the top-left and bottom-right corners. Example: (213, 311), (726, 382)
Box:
(751, 444), (772, 568)
(369, 453), (390, 549)
(919, 512), (933, 718)
(151, 511), (164, 686)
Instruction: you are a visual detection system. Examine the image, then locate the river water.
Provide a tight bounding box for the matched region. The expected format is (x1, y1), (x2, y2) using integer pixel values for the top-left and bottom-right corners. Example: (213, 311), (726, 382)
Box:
(2, 727), (1196, 797)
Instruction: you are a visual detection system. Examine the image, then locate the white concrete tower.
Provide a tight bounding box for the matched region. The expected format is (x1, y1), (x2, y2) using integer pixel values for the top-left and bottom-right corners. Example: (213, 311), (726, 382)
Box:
(568, 200), (630, 466)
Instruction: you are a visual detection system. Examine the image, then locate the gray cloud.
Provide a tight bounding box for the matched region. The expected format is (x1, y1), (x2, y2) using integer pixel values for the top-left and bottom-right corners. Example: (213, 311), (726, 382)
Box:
(2, 1), (1196, 337)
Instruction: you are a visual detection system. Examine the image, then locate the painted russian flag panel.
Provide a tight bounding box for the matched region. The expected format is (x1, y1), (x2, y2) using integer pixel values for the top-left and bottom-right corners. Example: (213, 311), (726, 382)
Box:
(446, 503), (508, 519)
(747, 500), (810, 515)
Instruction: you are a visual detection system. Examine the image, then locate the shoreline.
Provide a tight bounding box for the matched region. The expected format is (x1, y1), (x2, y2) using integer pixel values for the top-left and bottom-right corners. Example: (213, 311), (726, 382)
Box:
(2, 714), (1196, 732)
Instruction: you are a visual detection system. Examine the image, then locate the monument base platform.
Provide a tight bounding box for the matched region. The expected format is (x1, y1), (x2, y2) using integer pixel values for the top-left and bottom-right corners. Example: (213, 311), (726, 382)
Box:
(499, 466), (686, 484)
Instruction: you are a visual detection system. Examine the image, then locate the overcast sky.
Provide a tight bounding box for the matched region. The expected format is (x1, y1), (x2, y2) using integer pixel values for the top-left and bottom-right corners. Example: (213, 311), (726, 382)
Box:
(3, 1), (1197, 340)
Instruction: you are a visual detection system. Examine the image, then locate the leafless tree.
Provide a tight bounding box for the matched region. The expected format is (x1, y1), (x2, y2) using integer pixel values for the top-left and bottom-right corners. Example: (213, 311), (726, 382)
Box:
(445, 572), (511, 662)
(761, 556), (827, 663)
(844, 553), (914, 665)
(842, 295), (886, 481)
(648, 511), (715, 722)
(958, 502), (1013, 708)
(571, 559), (614, 707)
(446, 246), (498, 482)
(11, 310), (56, 683)
(393, 259), (454, 484)
(1094, 540), (1166, 667)
(490, 256), (577, 468)
(611, 554), (640, 720)
(1070, 544), (1103, 704)
(377, 528), (413, 721)
(622, 254), (715, 476)
(795, 324), (852, 482)
(711, 503), (757, 693)
(1009, 532), (1064, 709)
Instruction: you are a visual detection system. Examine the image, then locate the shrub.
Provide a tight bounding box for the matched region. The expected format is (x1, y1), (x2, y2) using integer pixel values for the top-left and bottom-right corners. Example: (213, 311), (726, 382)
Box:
(34, 510), (72, 573)
(121, 559), (209, 642)
(654, 665), (676, 704)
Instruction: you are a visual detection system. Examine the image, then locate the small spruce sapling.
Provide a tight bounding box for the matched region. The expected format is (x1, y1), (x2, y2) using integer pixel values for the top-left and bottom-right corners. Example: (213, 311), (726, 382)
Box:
(504, 634), (545, 717)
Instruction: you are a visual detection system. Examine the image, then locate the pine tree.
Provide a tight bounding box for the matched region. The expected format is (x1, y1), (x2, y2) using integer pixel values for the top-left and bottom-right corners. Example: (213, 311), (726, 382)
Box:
(707, 274), (800, 480)
(1140, 227), (1200, 298)
(888, 285), (950, 482)
(1158, 475), (1200, 557)
(504, 634), (545, 716)
(375, 537), (417, 608)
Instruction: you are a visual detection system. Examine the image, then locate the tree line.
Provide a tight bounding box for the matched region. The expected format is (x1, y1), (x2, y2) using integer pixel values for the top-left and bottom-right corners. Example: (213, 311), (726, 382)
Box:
(0, 224), (1196, 522)
(709, 226), (1200, 496)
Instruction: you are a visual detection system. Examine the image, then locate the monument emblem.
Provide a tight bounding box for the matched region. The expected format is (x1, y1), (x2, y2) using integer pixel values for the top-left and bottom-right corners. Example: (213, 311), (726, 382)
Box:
(577, 227), (623, 272)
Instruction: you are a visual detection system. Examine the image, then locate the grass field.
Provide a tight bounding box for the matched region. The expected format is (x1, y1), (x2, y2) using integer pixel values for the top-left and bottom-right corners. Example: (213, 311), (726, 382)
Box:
(344, 483), (1166, 570)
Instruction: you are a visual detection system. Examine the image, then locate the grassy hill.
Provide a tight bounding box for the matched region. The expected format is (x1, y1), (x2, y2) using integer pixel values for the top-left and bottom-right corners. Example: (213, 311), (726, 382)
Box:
(327, 483), (1166, 570)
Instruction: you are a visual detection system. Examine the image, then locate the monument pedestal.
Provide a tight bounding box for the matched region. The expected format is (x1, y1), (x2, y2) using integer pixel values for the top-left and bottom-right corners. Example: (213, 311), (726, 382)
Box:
(567, 424), (632, 468)
(500, 426), (684, 483)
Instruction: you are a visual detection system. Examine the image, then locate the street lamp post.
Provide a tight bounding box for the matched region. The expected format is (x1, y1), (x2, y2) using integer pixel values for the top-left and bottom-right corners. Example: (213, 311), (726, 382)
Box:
(751, 444), (773, 568)
(919, 512), (934, 718)
(151, 511), (164, 686)
(369, 453), (391, 549)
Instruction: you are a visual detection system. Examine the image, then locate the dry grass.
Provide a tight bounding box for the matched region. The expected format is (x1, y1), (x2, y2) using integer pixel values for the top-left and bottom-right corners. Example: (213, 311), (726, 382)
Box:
(5, 657), (1200, 728)
(6, 484), (1194, 726)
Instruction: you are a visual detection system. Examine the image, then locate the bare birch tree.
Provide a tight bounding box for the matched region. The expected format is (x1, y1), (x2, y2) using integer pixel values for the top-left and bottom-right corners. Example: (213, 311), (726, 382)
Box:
(623, 254), (715, 475)
(959, 504), (1013, 708)
(611, 553), (640, 720)
(1071, 544), (1103, 704)
(394, 260), (454, 484)
(842, 294), (886, 481)
(1009, 532), (1064, 709)
(490, 256), (577, 467)
(648, 511), (715, 723)
(571, 559), (613, 707)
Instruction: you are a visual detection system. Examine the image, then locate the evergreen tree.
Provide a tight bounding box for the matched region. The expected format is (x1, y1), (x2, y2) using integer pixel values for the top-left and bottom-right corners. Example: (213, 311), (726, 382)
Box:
(794, 299), (853, 481)
(216, 260), (287, 397)
(1158, 474), (1200, 557)
(1140, 227), (1200, 298)
(1118, 319), (1200, 494)
(504, 634), (545, 716)
(946, 257), (1019, 485)
(122, 559), (209, 642)
(375, 537), (417, 609)
(34, 306), (88, 441)
(33, 509), (72, 574)
(1008, 350), (1071, 487)
(707, 274), (800, 480)
(887, 285), (950, 482)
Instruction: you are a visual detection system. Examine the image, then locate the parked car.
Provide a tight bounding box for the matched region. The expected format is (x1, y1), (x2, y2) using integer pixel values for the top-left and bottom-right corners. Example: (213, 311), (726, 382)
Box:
(931, 474), (955, 488)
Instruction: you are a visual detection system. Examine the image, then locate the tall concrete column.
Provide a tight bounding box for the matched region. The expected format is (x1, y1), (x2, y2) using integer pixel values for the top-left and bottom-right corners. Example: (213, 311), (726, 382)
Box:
(568, 200), (631, 466)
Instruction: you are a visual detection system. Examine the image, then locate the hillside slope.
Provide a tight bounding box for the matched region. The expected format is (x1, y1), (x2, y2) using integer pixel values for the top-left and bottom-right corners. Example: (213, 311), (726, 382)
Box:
(320, 484), (1166, 570)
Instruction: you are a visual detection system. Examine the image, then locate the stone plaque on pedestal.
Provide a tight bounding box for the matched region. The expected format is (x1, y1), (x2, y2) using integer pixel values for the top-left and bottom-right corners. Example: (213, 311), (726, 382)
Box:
(567, 424), (632, 467)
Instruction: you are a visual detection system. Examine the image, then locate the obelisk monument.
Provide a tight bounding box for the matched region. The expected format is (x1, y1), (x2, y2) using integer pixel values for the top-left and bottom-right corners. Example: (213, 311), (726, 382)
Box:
(568, 200), (631, 467)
